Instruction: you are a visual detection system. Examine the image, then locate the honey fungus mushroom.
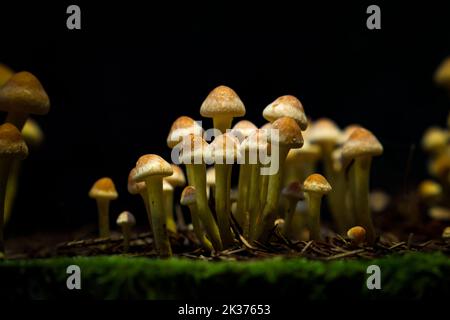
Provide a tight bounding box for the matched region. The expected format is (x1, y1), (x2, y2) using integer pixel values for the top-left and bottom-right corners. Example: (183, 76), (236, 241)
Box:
(89, 177), (118, 238)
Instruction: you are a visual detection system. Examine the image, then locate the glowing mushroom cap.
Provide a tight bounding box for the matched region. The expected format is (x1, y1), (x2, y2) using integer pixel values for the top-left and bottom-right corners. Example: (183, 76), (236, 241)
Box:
(421, 127), (448, 153)
(282, 181), (304, 201)
(89, 177), (118, 200)
(347, 226), (366, 244)
(418, 180), (442, 199)
(434, 56), (450, 88)
(341, 127), (383, 161)
(0, 71), (50, 115)
(200, 85), (245, 119)
(231, 120), (257, 142)
(180, 186), (197, 206)
(308, 118), (342, 145)
(207, 133), (240, 164)
(127, 168), (146, 195)
(263, 95), (308, 130)
(206, 167), (216, 186)
(178, 134), (210, 164)
(133, 154), (173, 182)
(0, 64), (13, 87)
(167, 116), (203, 149)
(270, 117), (304, 149)
(116, 211), (136, 227)
(164, 164), (186, 187)
(0, 123), (28, 160)
(303, 174), (332, 195)
(22, 118), (44, 148)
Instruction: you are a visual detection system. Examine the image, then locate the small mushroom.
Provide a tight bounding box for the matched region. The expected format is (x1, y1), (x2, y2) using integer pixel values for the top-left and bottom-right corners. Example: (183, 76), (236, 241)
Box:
(434, 56), (450, 91)
(180, 186), (213, 250)
(428, 206), (450, 221)
(116, 211), (136, 252)
(347, 226), (366, 245)
(262, 95), (308, 130)
(200, 85), (246, 134)
(281, 181), (304, 239)
(303, 173), (332, 241)
(0, 123), (28, 258)
(421, 127), (448, 156)
(418, 180), (442, 204)
(442, 226), (450, 240)
(132, 154), (173, 256)
(342, 127), (383, 244)
(89, 177), (118, 238)
(0, 71), (50, 130)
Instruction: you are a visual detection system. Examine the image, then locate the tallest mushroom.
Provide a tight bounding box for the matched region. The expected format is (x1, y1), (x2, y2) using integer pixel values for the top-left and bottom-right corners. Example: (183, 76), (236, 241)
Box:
(200, 85), (246, 135)
(0, 71), (50, 130)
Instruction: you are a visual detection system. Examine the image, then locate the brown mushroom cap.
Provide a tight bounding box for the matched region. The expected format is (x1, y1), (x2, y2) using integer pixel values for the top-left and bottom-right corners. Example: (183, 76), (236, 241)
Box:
(127, 168), (146, 195)
(116, 211), (136, 227)
(207, 133), (240, 164)
(0, 71), (50, 115)
(339, 124), (362, 145)
(308, 118), (342, 146)
(281, 181), (304, 201)
(418, 180), (442, 199)
(347, 226), (366, 243)
(270, 116), (304, 149)
(178, 134), (210, 164)
(231, 120), (257, 141)
(180, 186), (197, 206)
(263, 95), (308, 130)
(89, 177), (118, 200)
(133, 154), (173, 182)
(341, 127), (383, 161)
(421, 127), (448, 153)
(0, 123), (28, 160)
(164, 164), (186, 187)
(200, 85), (245, 119)
(303, 173), (332, 194)
(0, 64), (14, 87)
(167, 116), (203, 149)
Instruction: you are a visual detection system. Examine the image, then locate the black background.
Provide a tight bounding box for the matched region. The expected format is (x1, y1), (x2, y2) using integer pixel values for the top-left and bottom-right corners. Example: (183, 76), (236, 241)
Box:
(1, 1), (449, 235)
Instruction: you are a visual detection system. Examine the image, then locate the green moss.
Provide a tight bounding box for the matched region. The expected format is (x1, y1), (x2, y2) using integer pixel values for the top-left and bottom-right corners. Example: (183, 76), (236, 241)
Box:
(0, 253), (448, 299)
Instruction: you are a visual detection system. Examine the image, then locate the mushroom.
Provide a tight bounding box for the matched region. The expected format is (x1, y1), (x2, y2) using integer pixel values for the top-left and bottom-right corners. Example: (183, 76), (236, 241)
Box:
(200, 85), (246, 134)
(434, 56), (450, 91)
(428, 206), (450, 221)
(0, 64), (13, 87)
(162, 180), (177, 233)
(418, 180), (442, 205)
(116, 211), (136, 252)
(207, 133), (240, 247)
(89, 177), (118, 238)
(347, 226), (366, 245)
(421, 127), (448, 156)
(132, 154), (173, 256)
(259, 117), (303, 241)
(180, 186), (213, 250)
(206, 166), (216, 200)
(342, 127), (383, 244)
(262, 95), (308, 130)
(442, 226), (450, 240)
(163, 164), (186, 232)
(281, 181), (304, 239)
(0, 71), (50, 130)
(178, 134), (223, 250)
(0, 123), (28, 258)
(230, 120), (257, 143)
(127, 167), (151, 228)
(303, 173), (332, 240)
(284, 135), (321, 185)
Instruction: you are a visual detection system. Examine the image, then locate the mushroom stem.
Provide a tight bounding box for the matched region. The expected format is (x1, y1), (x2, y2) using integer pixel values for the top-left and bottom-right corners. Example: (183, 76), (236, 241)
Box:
(164, 190), (177, 233)
(4, 160), (21, 224)
(96, 199), (111, 238)
(213, 117), (233, 135)
(350, 156), (376, 244)
(0, 158), (12, 258)
(186, 203), (213, 250)
(306, 193), (322, 240)
(235, 163), (251, 228)
(282, 199), (297, 238)
(214, 163), (235, 247)
(186, 164), (223, 250)
(248, 163), (262, 240)
(144, 176), (172, 256)
(5, 112), (27, 131)
(121, 225), (131, 252)
(259, 166), (269, 209)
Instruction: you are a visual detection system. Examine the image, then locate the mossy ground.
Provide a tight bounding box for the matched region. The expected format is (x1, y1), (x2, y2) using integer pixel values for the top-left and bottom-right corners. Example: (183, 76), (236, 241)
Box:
(0, 252), (448, 300)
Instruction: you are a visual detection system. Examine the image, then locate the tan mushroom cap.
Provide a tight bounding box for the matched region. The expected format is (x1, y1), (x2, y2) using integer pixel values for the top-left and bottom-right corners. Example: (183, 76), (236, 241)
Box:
(133, 154), (173, 182)
(263, 95), (308, 130)
(116, 211), (136, 227)
(162, 179), (174, 192)
(206, 167), (216, 186)
(270, 116), (304, 149)
(164, 164), (186, 187)
(22, 118), (44, 148)
(347, 226), (366, 243)
(0, 64), (14, 87)
(89, 177), (118, 200)
(0, 71), (50, 115)
(418, 180), (442, 199)
(421, 127), (448, 153)
(286, 141), (321, 163)
(207, 133), (240, 164)
(308, 118), (342, 145)
(0, 123), (28, 160)
(434, 56), (450, 88)
(200, 85), (245, 118)
(282, 181), (304, 201)
(127, 168), (146, 195)
(231, 120), (257, 141)
(339, 124), (362, 145)
(180, 186), (197, 206)
(341, 127), (383, 161)
(167, 116), (203, 149)
(260, 122), (273, 130)
(240, 129), (269, 155)
(303, 173), (332, 194)
(178, 134), (210, 164)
